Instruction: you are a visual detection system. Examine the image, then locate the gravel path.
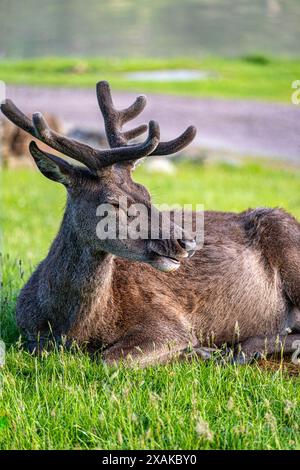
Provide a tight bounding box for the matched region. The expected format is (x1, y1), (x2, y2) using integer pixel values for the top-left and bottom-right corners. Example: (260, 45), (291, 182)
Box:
(5, 85), (300, 163)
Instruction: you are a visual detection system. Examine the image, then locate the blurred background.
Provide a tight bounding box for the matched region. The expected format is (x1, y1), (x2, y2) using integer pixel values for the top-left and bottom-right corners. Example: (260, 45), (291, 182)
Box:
(0, 0), (299, 58)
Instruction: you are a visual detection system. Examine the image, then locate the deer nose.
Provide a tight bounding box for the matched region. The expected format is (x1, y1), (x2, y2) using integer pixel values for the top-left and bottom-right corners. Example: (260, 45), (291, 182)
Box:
(177, 238), (197, 253)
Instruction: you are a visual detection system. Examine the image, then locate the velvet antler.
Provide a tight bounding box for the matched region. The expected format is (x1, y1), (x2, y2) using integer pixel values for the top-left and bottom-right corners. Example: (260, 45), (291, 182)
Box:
(0, 81), (196, 172)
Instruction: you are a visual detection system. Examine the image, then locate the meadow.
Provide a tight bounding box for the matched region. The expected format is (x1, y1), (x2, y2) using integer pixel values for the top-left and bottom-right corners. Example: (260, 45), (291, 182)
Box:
(1, 159), (300, 450)
(0, 56), (299, 102)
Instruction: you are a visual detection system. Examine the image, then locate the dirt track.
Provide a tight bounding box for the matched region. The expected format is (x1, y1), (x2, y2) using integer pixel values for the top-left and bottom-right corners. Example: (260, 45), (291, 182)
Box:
(5, 85), (300, 163)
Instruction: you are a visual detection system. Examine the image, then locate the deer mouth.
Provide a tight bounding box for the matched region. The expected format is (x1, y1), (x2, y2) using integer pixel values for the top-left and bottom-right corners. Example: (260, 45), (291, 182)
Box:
(149, 255), (181, 273)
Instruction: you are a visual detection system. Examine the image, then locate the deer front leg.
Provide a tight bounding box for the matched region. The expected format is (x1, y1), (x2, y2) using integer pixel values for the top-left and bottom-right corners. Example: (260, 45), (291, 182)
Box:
(25, 332), (74, 354)
(230, 334), (300, 364)
(102, 320), (219, 367)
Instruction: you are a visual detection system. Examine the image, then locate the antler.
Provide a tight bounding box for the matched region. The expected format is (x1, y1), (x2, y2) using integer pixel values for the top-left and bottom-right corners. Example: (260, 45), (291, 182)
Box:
(0, 81), (196, 172)
(96, 81), (197, 155)
(0, 99), (159, 172)
(96, 81), (148, 148)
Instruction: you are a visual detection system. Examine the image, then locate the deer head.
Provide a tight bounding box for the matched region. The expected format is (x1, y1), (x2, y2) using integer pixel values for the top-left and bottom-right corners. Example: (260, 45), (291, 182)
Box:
(1, 81), (197, 272)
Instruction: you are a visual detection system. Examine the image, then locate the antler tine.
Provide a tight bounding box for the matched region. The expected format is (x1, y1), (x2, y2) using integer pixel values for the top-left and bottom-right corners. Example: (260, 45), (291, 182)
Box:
(1, 99), (101, 171)
(99, 120), (160, 167)
(96, 81), (148, 148)
(150, 125), (197, 156)
(123, 124), (149, 141)
(119, 94), (147, 124)
(32, 112), (101, 171)
(0, 99), (36, 135)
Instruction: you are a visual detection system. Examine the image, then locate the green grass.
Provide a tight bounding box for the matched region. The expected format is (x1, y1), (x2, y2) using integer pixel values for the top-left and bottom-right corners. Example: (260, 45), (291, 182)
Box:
(1, 160), (300, 450)
(1, 56), (299, 102)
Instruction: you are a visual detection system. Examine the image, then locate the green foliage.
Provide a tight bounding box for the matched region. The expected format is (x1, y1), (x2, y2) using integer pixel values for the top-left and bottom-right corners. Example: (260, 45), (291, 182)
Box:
(0, 56), (299, 102)
(1, 160), (300, 449)
(241, 54), (271, 66)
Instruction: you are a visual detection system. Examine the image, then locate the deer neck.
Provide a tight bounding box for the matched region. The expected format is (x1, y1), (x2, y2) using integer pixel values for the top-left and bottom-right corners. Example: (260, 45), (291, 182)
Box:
(41, 204), (115, 335)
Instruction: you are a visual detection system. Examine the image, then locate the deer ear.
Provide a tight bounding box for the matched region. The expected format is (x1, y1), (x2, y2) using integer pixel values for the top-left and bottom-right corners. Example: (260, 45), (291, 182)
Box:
(29, 141), (74, 186)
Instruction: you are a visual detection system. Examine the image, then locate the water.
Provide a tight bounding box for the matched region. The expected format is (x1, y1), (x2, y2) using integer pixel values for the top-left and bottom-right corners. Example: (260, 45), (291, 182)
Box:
(0, 0), (299, 58)
(125, 70), (212, 82)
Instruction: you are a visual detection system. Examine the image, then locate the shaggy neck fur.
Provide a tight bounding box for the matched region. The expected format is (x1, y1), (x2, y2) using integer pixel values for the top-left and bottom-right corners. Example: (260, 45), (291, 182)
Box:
(39, 205), (115, 341)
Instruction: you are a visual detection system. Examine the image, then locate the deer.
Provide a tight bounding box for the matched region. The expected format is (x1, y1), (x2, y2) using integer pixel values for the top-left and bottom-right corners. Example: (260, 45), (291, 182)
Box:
(1, 81), (300, 367)
(1, 112), (62, 168)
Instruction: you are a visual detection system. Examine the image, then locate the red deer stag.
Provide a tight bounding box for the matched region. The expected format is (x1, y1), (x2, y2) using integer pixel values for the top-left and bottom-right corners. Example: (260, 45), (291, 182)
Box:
(1, 113), (62, 168)
(1, 81), (300, 366)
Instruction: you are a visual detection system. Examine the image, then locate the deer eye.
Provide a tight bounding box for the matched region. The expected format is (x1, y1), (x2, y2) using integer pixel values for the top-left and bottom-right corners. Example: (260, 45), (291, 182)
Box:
(106, 200), (128, 212)
(106, 201), (119, 210)
(105, 197), (119, 206)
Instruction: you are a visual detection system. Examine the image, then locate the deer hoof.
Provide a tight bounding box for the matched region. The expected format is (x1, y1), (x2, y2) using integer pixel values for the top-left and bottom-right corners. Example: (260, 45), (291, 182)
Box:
(220, 348), (262, 365)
